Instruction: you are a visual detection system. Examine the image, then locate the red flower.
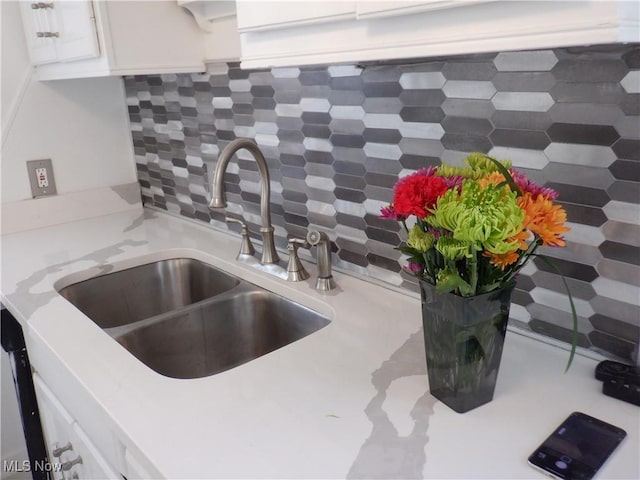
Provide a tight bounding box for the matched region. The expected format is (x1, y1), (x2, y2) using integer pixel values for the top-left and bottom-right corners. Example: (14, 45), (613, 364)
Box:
(393, 173), (449, 219)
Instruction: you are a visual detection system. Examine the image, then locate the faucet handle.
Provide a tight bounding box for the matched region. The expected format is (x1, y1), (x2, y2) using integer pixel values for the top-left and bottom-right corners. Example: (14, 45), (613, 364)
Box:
(286, 237), (310, 282)
(225, 216), (255, 259)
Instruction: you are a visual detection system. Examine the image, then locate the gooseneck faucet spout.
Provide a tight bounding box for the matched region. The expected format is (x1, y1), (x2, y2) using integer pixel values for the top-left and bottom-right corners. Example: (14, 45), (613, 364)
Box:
(209, 138), (280, 264)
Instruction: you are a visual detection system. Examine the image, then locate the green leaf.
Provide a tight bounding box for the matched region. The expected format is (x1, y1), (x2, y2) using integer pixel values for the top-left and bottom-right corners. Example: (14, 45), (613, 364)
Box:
(535, 254), (578, 372)
(485, 155), (522, 196)
(477, 282), (502, 294)
(396, 245), (419, 256)
(436, 270), (472, 296)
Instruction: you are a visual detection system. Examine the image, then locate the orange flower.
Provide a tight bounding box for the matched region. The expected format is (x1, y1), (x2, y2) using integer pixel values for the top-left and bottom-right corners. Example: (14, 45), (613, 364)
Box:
(518, 193), (570, 247)
(483, 249), (520, 270)
(483, 230), (529, 270)
(512, 229), (531, 250)
(478, 172), (506, 188)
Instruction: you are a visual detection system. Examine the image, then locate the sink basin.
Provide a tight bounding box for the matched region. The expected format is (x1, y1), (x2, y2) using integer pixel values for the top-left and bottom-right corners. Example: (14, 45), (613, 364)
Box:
(58, 256), (331, 378)
(115, 290), (331, 379)
(58, 258), (240, 328)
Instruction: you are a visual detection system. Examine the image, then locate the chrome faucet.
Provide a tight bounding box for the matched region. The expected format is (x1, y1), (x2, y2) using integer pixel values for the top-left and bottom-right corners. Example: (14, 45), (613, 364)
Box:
(209, 138), (280, 265)
(209, 138), (337, 292)
(306, 230), (336, 291)
(285, 230), (336, 291)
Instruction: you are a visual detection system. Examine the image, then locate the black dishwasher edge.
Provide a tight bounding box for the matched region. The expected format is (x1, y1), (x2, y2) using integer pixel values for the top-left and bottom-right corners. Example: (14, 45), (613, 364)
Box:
(1, 308), (51, 480)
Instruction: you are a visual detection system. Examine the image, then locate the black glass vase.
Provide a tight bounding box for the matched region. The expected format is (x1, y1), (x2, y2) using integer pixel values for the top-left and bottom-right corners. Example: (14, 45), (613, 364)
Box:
(419, 280), (514, 413)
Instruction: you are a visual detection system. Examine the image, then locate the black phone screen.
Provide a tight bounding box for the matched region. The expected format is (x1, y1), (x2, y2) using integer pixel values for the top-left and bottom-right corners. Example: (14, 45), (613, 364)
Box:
(528, 412), (627, 480)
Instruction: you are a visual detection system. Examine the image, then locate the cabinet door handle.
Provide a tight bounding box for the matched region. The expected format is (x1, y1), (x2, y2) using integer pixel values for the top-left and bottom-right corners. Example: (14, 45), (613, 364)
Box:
(52, 441), (73, 458)
(31, 2), (54, 9)
(61, 455), (83, 471)
(36, 31), (59, 38)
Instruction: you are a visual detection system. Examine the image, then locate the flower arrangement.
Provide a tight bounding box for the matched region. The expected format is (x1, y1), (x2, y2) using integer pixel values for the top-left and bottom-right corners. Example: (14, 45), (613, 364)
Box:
(380, 153), (577, 367)
(380, 152), (568, 295)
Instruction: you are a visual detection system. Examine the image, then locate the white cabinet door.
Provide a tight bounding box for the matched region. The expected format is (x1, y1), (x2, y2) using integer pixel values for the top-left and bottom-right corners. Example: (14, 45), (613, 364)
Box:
(20, 0), (206, 80)
(19, 2), (57, 65)
(53, 0), (100, 62)
(19, 0), (99, 66)
(69, 423), (121, 479)
(33, 374), (121, 480)
(33, 374), (73, 480)
(236, 1), (356, 32)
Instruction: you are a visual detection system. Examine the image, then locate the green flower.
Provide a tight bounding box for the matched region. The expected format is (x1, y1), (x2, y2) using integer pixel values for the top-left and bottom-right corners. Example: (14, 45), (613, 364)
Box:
(435, 236), (472, 261)
(436, 152), (512, 179)
(466, 152), (512, 172)
(427, 180), (524, 254)
(407, 225), (435, 252)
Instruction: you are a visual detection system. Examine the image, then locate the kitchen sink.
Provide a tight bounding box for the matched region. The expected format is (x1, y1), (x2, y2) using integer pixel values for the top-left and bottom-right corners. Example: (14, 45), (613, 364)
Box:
(114, 289), (331, 379)
(58, 258), (240, 328)
(57, 257), (331, 378)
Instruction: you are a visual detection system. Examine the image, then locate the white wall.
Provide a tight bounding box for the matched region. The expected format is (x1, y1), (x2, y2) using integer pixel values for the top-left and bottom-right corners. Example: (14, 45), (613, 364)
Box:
(1, 2), (33, 471)
(0, 1), (138, 468)
(0, 1), (30, 131)
(1, 0), (137, 205)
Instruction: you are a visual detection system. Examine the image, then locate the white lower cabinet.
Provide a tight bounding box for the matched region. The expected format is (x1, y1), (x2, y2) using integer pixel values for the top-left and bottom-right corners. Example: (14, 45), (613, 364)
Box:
(33, 374), (122, 479)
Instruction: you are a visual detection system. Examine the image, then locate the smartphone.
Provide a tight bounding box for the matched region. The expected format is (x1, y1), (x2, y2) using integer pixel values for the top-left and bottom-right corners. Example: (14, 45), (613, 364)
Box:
(528, 412), (627, 480)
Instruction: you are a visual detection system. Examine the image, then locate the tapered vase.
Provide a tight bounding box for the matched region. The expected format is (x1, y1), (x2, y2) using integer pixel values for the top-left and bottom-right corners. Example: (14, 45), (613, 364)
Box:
(419, 280), (514, 413)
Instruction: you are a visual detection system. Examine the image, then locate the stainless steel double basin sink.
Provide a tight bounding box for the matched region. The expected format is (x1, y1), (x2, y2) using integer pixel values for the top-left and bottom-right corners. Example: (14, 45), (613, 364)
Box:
(58, 258), (330, 379)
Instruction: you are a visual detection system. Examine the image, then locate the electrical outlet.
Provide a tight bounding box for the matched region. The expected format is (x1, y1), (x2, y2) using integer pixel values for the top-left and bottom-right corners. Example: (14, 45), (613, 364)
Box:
(36, 168), (49, 188)
(27, 159), (57, 197)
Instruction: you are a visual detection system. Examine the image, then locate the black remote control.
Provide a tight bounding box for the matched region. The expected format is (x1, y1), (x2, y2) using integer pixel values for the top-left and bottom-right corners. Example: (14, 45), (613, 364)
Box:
(602, 378), (640, 406)
(595, 360), (640, 385)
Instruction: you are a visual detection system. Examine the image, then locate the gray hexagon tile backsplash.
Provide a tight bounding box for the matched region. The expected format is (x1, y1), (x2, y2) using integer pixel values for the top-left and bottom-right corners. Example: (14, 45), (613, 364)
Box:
(125, 43), (640, 362)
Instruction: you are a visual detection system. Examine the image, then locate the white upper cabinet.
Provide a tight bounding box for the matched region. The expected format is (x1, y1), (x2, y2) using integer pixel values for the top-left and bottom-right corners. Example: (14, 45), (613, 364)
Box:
(20, 2), (54, 65)
(20, 0), (206, 81)
(50, 1), (100, 62)
(19, 1), (92, 65)
(236, 1), (356, 32)
(236, 0), (640, 69)
(178, 0), (241, 62)
(355, 0), (493, 19)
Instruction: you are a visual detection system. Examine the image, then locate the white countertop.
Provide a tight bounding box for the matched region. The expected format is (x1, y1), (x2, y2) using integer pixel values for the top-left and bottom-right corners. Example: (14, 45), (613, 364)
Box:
(2, 208), (638, 479)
